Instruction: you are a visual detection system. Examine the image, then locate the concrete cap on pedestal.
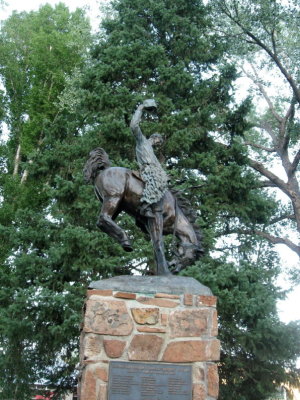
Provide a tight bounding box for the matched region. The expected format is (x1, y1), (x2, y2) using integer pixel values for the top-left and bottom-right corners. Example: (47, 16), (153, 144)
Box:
(89, 275), (212, 296)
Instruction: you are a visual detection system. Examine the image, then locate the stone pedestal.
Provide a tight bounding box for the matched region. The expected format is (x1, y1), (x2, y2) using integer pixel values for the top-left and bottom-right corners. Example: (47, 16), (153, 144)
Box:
(79, 276), (220, 400)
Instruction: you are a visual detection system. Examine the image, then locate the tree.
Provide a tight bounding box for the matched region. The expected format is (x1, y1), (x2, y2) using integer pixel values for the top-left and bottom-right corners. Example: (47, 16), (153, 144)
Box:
(209, 0), (300, 260)
(75, 0), (300, 398)
(0, 4), (93, 398)
(0, 0), (299, 398)
(184, 251), (300, 399)
(0, 3), (92, 179)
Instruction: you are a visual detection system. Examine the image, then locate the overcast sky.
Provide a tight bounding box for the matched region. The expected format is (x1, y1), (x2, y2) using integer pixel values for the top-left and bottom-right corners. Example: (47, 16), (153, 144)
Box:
(0, 0), (106, 31)
(1, 0), (300, 327)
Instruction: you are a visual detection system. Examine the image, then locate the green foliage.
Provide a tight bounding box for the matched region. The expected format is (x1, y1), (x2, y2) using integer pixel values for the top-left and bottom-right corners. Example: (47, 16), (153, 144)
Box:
(0, 0), (299, 399)
(209, 0), (298, 62)
(0, 3), (91, 157)
(183, 252), (300, 399)
(0, 4), (94, 397)
(208, 0), (300, 266)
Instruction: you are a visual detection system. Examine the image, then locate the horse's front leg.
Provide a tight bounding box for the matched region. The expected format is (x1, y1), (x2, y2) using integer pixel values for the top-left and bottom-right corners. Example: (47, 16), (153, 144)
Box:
(146, 207), (171, 276)
(97, 197), (133, 252)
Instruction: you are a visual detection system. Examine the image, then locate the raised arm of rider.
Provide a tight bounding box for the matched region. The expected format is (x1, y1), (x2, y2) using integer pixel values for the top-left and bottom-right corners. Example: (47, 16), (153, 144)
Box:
(130, 104), (144, 140)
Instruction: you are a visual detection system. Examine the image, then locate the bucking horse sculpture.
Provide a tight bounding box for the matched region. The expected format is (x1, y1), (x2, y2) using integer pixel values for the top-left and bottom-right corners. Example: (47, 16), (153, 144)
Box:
(83, 147), (203, 275)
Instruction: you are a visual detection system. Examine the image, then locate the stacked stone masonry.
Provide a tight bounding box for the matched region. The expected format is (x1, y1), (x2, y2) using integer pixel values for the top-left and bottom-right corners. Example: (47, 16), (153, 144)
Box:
(79, 289), (220, 400)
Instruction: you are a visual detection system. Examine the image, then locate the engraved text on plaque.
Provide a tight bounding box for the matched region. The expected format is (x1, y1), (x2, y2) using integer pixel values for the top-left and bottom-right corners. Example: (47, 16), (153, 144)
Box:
(108, 361), (192, 400)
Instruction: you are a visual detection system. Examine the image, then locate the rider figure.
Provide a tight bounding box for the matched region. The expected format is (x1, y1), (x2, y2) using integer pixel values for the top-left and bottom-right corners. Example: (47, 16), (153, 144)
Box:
(130, 99), (168, 218)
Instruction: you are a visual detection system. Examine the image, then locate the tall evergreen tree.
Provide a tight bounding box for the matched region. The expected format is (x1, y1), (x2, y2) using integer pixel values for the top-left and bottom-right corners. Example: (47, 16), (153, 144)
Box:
(73, 0), (300, 397)
(0, 0), (299, 398)
(73, 0), (281, 263)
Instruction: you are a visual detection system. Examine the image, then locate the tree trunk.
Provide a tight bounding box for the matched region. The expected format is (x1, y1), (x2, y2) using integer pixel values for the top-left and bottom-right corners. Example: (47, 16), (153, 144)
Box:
(13, 144), (21, 176)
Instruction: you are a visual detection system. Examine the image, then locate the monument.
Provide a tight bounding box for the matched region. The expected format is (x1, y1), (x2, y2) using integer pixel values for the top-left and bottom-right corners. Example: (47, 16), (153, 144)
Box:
(78, 276), (220, 400)
(83, 99), (203, 275)
(79, 100), (220, 399)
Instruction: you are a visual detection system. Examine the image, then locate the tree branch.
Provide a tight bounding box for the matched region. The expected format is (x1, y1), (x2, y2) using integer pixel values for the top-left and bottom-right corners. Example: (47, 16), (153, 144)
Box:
(289, 150), (300, 178)
(269, 214), (296, 225)
(283, 99), (294, 124)
(20, 160), (33, 184)
(248, 158), (290, 196)
(271, 28), (277, 56)
(256, 181), (278, 188)
(228, 229), (300, 257)
(219, 1), (300, 105)
(236, 20), (300, 105)
(247, 63), (282, 124)
(13, 144), (21, 177)
(281, 99), (295, 150)
(244, 141), (276, 153)
(255, 120), (277, 144)
(248, 229), (300, 257)
(257, 120), (273, 134)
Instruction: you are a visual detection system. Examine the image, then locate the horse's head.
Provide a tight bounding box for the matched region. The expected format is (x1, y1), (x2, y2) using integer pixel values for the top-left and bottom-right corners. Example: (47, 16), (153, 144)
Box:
(83, 148), (111, 183)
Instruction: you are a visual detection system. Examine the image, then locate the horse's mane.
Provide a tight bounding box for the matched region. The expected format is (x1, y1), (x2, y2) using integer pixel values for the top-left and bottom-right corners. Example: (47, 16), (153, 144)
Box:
(83, 147), (111, 184)
(171, 188), (203, 251)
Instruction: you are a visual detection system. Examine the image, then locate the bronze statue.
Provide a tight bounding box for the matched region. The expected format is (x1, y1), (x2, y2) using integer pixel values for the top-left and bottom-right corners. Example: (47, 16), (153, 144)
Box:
(83, 101), (203, 275)
(130, 99), (168, 219)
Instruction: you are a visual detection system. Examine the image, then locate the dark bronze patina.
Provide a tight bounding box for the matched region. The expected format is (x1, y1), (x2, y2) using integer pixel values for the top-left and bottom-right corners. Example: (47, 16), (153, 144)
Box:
(130, 99), (168, 219)
(108, 361), (192, 400)
(83, 101), (203, 275)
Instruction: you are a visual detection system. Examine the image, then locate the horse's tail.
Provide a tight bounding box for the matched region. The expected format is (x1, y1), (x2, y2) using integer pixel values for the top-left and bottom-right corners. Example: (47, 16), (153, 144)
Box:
(83, 148), (111, 184)
(171, 189), (204, 258)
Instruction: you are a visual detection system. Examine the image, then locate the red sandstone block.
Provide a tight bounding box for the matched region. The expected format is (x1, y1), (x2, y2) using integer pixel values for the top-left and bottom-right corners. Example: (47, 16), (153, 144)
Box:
(208, 339), (221, 361)
(83, 333), (102, 360)
(193, 383), (206, 400)
(103, 339), (126, 358)
(137, 326), (166, 333)
(80, 364), (108, 400)
(87, 289), (113, 297)
(128, 334), (163, 361)
(155, 293), (180, 299)
(163, 339), (220, 362)
(211, 309), (218, 337)
(80, 368), (96, 400)
(131, 308), (159, 325)
(169, 309), (209, 338)
(207, 363), (219, 398)
(114, 291), (136, 300)
(161, 313), (168, 326)
(184, 293), (194, 306)
(137, 296), (179, 308)
(163, 340), (208, 362)
(94, 366), (108, 382)
(84, 299), (133, 336)
(197, 295), (217, 307)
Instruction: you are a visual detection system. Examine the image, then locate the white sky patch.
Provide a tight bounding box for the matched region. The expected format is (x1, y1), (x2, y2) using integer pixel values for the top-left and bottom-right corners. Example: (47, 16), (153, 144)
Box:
(0, 0), (109, 32)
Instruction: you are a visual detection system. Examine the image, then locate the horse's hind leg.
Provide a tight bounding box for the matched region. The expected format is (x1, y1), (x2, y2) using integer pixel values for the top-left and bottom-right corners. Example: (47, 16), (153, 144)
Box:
(146, 203), (171, 276)
(97, 196), (133, 252)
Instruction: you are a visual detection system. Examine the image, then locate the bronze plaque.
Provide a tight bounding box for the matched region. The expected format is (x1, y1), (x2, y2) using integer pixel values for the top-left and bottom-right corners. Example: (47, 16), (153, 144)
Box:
(108, 361), (192, 400)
